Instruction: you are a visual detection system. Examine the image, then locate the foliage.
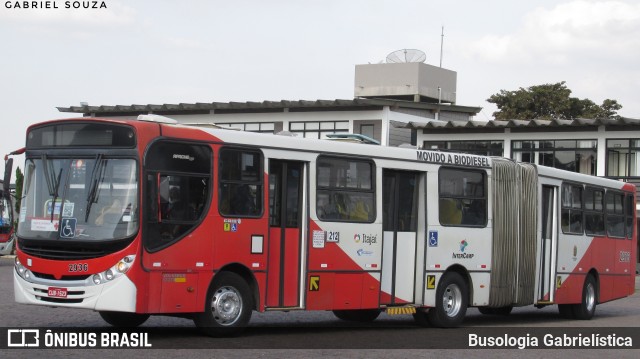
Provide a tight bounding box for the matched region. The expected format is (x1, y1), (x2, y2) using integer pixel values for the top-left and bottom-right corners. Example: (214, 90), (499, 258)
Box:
(487, 81), (622, 120)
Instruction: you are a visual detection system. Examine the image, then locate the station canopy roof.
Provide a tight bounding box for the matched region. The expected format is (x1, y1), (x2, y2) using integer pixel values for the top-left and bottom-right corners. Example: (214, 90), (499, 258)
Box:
(400, 117), (640, 131)
(57, 98), (482, 116)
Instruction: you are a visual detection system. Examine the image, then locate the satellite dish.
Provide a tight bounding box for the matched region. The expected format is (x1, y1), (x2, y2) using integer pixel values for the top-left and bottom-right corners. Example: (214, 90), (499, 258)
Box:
(386, 49), (426, 63)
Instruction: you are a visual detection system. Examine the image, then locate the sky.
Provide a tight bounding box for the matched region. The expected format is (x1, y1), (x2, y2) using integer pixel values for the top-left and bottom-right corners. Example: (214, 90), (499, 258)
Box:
(1, 0), (640, 177)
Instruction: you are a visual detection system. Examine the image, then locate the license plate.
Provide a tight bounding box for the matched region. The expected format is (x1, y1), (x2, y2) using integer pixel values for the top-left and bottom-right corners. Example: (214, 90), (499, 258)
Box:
(47, 287), (67, 298)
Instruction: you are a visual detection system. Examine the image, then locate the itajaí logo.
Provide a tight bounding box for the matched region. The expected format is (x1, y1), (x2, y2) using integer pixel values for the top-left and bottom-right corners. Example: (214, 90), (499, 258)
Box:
(354, 233), (376, 245)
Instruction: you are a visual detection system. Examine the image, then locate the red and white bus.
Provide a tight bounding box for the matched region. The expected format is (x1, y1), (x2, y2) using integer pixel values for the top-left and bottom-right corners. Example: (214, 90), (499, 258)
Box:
(0, 179), (15, 256)
(7, 116), (637, 335)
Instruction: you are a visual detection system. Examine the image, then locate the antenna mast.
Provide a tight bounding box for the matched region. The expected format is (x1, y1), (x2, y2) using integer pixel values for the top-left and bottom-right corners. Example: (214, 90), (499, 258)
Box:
(439, 26), (444, 68)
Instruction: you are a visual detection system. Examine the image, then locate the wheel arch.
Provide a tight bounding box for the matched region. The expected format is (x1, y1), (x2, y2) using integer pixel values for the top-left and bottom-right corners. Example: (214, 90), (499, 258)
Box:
(445, 264), (473, 302)
(212, 263), (260, 311)
(586, 269), (600, 303)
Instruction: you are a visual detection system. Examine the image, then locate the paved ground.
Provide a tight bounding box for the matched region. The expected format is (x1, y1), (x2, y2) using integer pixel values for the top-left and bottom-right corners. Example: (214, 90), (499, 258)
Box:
(1, 255), (639, 358)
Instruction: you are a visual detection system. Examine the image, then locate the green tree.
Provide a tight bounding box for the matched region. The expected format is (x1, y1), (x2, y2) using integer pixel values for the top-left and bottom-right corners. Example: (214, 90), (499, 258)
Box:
(488, 81), (622, 120)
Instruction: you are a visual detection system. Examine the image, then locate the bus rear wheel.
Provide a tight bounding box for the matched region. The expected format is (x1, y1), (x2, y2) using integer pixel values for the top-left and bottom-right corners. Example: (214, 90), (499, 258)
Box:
(572, 275), (597, 320)
(427, 272), (468, 328)
(333, 309), (381, 322)
(99, 311), (150, 327)
(194, 272), (253, 337)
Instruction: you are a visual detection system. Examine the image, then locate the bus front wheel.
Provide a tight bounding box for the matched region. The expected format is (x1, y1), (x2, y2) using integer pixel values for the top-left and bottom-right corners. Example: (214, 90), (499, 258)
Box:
(194, 272), (253, 337)
(427, 272), (468, 328)
(99, 311), (150, 327)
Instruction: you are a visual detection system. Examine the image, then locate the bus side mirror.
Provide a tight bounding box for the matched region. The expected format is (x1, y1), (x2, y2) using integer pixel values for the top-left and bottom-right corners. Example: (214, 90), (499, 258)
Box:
(3, 158), (12, 195)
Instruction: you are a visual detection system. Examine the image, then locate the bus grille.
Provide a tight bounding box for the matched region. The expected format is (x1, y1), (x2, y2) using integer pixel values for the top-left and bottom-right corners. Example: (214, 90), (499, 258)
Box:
(32, 272), (91, 281)
(37, 297), (84, 304)
(19, 240), (130, 260)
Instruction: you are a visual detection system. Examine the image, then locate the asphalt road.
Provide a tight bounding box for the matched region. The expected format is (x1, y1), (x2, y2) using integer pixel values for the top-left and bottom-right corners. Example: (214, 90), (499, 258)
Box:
(1, 255), (639, 358)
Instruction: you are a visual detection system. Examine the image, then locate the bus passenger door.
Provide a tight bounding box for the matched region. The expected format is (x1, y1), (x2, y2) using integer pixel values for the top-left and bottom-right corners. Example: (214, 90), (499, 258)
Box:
(267, 160), (305, 308)
(381, 170), (419, 305)
(539, 185), (558, 302)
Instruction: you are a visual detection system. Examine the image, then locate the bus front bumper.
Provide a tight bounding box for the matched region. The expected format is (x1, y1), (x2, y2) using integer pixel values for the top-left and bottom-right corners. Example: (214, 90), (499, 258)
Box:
(14, 269), (137, 312)
(0, 235), (15, 256)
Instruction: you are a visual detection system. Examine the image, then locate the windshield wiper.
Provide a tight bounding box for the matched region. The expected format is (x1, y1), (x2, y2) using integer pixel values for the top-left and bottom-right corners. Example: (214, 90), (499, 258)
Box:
(49, 168), (63, 223)
(41, 155), (64, 223)
(41, 154), (56, 196)
(85, 155), (105, 222)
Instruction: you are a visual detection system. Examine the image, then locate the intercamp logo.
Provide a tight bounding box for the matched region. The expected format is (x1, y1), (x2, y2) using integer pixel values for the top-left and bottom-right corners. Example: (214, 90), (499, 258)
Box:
(460, 240), (468, 252)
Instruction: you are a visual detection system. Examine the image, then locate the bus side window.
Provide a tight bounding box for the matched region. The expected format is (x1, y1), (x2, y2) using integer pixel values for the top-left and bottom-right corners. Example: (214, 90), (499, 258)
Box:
(146, 174), (158, 223)
(143, 141), (212, 252)
(626, 194), (635, 240)
(440, 198), (462, 225)
(316, 156), (375, 223)
(606, 191), (626, 238)
(584, 187), (605, 236)
(219, 148), (263, 217)
(561, 184), (584, 234)
(439, 168), (486, 227)
(462, 199), (485, 225)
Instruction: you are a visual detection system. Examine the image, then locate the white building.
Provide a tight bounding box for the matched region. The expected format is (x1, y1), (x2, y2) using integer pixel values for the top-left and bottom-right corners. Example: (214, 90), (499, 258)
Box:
(58, 62), (480, 147)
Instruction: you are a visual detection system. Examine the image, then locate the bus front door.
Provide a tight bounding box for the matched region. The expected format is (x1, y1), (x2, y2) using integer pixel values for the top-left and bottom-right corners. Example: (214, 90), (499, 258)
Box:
(539, 185), (558, 302)
(381, 170), (420, 305)
(267, 160), (306, 308)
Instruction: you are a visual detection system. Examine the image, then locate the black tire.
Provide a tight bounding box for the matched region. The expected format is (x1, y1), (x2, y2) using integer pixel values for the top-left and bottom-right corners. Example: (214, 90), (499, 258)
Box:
(572, 275), (597, 320)
(558, 304), (574, 319)
(412, 309), (430, 327)
(478, 306), (493, 315)
(99, 311), (150, 327)
(427, 272), (468, 328)
(333, 309), (381, 322)
(479, 306), (513, 315)
(194, 272), (253, 337)
(493, 306), (513, 315)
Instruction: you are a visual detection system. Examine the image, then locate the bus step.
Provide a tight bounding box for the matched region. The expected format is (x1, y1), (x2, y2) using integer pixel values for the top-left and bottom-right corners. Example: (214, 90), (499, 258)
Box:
(536, 301), (554, 305)
(385, 306), (417, 315)
(264, 307), (305, 311)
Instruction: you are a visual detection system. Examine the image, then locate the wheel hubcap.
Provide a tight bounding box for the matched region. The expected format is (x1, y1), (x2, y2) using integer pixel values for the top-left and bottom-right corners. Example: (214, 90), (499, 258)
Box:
(585, 283), (595, 312)
(210, 286), (242, 326)
(443, 283), (462, 317)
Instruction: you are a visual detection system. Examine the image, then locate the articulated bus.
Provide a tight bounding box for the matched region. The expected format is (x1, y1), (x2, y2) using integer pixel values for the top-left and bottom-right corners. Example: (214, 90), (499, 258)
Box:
(6, 116), (636, 335)
(0, 180), (15, 256)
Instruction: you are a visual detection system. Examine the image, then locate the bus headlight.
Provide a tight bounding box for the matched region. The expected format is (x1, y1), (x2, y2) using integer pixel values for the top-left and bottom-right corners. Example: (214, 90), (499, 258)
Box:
(116, 261), (127, 273)
(15, 258), (32, 281)
(15, 258), (25, 274)
(91, 255), (135, 286)
(105, 269), (114, 281)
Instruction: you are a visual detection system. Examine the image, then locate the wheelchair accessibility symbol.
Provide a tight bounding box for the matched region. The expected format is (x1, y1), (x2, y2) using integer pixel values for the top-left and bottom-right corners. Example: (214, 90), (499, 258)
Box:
(428, 230), (438, 247)
(60, 218), (77, 239)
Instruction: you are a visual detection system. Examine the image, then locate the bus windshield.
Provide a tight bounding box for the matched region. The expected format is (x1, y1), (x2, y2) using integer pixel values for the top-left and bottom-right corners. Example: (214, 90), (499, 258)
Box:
(0, 195), (12, 233)
(17, 157), (138, 241)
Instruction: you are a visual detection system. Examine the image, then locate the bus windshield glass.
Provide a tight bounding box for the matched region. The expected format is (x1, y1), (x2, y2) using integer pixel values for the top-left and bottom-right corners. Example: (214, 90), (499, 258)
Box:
(0, 195), (11, 233)
(17, 157), (138, 241)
